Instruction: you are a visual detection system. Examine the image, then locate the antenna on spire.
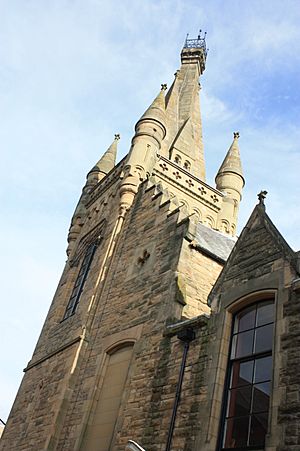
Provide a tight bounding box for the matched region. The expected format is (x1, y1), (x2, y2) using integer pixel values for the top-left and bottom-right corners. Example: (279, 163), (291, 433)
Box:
(183, 30), (207, 55)
(182, 30), (208, 73)
(184, 33), (189, 47)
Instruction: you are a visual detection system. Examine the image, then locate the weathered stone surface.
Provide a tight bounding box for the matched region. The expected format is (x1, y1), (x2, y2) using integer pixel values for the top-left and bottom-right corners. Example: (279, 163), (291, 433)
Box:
(2, 39), (299, 451)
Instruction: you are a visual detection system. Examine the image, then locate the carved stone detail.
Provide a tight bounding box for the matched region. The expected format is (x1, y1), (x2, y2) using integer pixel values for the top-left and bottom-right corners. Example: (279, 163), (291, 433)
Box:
(137, 250), (150, 266)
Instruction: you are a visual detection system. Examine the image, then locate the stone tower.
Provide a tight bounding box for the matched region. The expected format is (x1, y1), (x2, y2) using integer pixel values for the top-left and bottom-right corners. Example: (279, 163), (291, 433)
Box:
(1, 35), (249, 450)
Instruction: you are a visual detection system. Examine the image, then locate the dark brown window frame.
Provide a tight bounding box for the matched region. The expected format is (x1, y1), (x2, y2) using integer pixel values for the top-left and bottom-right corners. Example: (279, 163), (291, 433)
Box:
(218, 300), (274, 451)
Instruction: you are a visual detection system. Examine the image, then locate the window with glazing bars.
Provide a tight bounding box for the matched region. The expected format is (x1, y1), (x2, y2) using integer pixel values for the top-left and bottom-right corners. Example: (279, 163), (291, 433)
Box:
(220, 300), (274, 450)
(63, 242), (98, 320)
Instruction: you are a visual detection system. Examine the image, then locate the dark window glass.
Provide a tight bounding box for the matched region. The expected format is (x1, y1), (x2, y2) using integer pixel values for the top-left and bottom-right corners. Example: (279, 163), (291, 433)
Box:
(254, 324), (273, 354)
(232, 330), (254, 359)
(235, 306), (256, 333)
(254, 356), (272, 383)
(62, 241), (98, 320)
(220, 300), (274, 450)
(249, 413), (268, 446)
(256, 302), (274, 327)
(227, 386), (252, 417)
(223, 416), (249, 448)
(252, 382), (270, 413)
(231, 361), (254, 388)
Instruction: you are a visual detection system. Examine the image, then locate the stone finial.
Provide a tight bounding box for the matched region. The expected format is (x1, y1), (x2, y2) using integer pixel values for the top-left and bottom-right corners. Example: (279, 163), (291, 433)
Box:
(161, 83), (168, 91)
(233, 131), (240, 139)
(258, 190), (268, 205)
(114, 133), (120, 140)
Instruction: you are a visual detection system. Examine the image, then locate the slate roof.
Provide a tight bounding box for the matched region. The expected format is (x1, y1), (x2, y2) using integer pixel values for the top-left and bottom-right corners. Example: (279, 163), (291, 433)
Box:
(192, 222), (236, 263)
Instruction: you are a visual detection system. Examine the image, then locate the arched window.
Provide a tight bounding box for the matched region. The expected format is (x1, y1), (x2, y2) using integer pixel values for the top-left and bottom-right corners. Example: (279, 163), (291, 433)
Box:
(221, 220), (230, 234)
(63, 240), (99, 319)
(174, 154), (181, 165)
(81, 343), (134, 451)
(183, 160), (191, 171)
(205, 216), (214, 228)
(220, 300), (274, 450)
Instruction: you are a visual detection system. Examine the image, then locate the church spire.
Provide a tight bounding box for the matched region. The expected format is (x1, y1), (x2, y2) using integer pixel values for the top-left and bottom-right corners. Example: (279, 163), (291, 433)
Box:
(88, 134), (120, 182)
(165, 32), (207, 180)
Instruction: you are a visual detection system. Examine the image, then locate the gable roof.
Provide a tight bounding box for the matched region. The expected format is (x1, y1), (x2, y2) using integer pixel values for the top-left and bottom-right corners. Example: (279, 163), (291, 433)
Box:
(208, 202), (298, 306)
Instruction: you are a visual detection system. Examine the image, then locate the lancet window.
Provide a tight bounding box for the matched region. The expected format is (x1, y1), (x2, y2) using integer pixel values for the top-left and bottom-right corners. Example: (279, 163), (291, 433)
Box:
(184, 160), (191, 171)
(63, 241), (98, 319)
(174, 154), (181, 165)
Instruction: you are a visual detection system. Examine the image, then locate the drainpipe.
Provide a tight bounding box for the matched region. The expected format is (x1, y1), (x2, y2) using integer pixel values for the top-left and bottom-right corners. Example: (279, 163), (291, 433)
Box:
(165, 327), (195, 451)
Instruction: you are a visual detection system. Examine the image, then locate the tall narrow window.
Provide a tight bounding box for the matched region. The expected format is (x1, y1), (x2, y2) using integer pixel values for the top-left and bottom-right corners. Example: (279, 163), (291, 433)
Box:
(81, 343), (134, 451)
(63, 241), (98, 319)
(220, 300), (274, 450)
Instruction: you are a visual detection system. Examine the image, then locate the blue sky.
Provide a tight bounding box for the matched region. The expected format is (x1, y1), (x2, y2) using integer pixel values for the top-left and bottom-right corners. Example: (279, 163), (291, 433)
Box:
(1, 0), (299, 421)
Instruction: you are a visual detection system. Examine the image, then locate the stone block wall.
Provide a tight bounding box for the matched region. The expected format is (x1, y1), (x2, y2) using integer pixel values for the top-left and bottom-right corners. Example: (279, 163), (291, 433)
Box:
(54, 181), (191, 450)
(0, 343), (77, 450)
(277, 281), (300, 451)
(7, 185), (298, 451)
(178, 240), (223, 318)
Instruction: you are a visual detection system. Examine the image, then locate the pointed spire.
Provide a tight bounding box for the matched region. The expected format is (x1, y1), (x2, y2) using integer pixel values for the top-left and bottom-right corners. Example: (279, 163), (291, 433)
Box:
(136, 85), (167, 134)
(89, 134), (119, 176)
(216, 132), (244, 183)
(216, 132), (244, 234)
(164, 46), (206, 179)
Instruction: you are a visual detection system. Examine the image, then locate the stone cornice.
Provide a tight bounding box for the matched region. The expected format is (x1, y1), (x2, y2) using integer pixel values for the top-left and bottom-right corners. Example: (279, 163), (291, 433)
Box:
(158, 155), (221, 194)
(153, 155), (222, 212)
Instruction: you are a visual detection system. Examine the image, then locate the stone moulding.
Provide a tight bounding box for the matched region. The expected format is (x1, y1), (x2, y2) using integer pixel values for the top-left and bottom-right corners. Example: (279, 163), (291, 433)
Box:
(153, 156), (223, 212)
(24, 334), (85, 372)
(164, 314), (209, 337)
(69, 219), (106, 267)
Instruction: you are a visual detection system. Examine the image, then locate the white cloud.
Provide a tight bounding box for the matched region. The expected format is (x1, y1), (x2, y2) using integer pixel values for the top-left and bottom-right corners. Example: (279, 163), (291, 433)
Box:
(201, 90), (236, 122)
